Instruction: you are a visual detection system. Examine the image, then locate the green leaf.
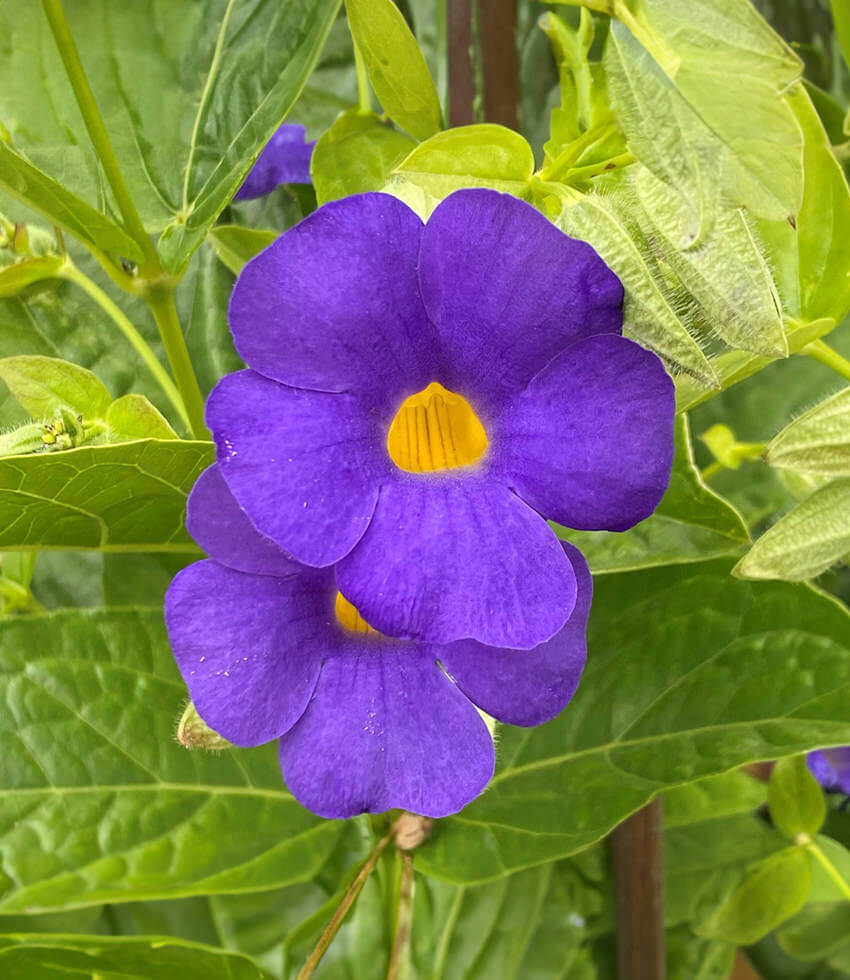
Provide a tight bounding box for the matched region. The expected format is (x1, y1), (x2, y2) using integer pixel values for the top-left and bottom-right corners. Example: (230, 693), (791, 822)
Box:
(207, 226), (277, 276)
(344, 0), (442, 141)
(662, 771), (766, 829)
(735, 478), (850, 582)
(0, 355), (111, 419)
(0, 608), (345, 912)
(831, 0), (850, 74)
(0, 934), (267, 979)
(418, 560), (850, 883)
(769, 755), (827, 840)
(385, 125), (535, 216)
(0, 144), (143, 263)
(779, 902), (850, 962)
(105, 394), (178, 441)
(0, 255), (63, 299)
(312, 109), (416, 206)
(766, 387), (850, 477)
(697, 847), (811, 945)
(563, 414), (748, 573)
(0, 439), (211, 552)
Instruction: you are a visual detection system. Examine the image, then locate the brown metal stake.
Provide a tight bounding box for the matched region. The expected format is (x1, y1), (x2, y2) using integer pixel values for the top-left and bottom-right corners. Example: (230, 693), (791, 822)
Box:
(447, 0), (476, 125)
(479, 0), (519, 130)
(612, 798), (666, 980)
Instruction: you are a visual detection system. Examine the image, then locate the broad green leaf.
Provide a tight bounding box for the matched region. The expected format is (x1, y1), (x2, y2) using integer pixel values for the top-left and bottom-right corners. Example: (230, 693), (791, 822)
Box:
(0, 355), (111, 419)
(769, 755), (827, 840)
(207, 226), (277, 276)
(735, 479), (850, 581)
(779, 902), (850, 962)
(0, 608), (345, 912)
(662, 771), (766, 829)
(0, 439), (211, 552)
(0, 934), (266, 980)
(0, 144), (142, 263)
(557, 182), (717, 385)
(385, 125), (535, 216)
(758, 87), (850, 325)
(831, 0), (850, 73)
(697, 847), (811, 945)
(766, 387), (850, 477)
(105, 394), (178, 441)
(808, 836), (850, 904)
(312, 109), (416, 206)
(0, 255), (63, 298)
(563, 415), (748, 573)
(344, 0), (442, 141)
(417, 560), (850, 883)
(0, 1), (339, 272)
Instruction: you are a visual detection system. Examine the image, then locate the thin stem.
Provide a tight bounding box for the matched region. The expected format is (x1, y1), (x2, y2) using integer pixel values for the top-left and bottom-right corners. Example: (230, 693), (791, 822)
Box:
(297, 827), (396, 980)
(802, 837), (850, 903)
(386, 852), (415, 980)
(182, 0), (237, 211)
(40, 0), (159, 274)
(59, 262), (189, 430)
(146, 290), (209, 439)
(700, 460), (724, 481)
(804, 339), (850, 384)
(353, 41), (372, 114)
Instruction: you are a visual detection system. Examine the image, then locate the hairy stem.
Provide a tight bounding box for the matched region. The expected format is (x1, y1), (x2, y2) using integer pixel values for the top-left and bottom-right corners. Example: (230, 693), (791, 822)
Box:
(804, 339), (850, 384)
(297, 827), (396, 980)
(40, 0), (159, 275)
(386, 851), (415, 980)
(146, 290), (209, 439)
(58, 262), (189, 430)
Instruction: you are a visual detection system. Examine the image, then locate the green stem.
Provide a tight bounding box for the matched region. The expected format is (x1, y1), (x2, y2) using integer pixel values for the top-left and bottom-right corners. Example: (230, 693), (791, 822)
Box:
(147, 290), (209, 439)
(353, 41), (372, 114)
(803, 838), (850, 903)
(58, 262), (190, 431)
(41, 0), (159, 274)
(700, 460), (724, 481)
(386, 852), (414, 980)
(804, 339), (850, 384)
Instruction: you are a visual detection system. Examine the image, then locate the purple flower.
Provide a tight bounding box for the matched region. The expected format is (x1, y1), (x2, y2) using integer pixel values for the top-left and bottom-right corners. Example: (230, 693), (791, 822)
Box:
(234, 124), (315, 201)
(207, 189), (674, 650)
(165, 464), (592, 818)
(808, 749), (850, 794)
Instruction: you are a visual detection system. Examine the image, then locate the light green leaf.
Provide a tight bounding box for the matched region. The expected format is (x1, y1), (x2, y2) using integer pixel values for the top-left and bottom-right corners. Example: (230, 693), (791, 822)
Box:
(558, 183), (717, 385)
(766, 387), (850, 477)
(563, 414), (748, 573)
(0, 144), (143, 263)
(385, 125), (535, 216)
(697, 847), (811, 945)
(831, 0), (850, 73)
(418, 561), (850, 883)
(0, 439), (212, 551)
(105, 394), (178, 441)
(0, 934), (266, 980)
(0, 255), (63, 298)
(344, 0), (442, 141)
(207, 226), (277, 276)
(779, 902), (850, 962)
(0, 355), (111, 419)
(0, 608), (345, 912)
(768, 755), (826, 840)
(312, 109), (416, 206)
(662, 771), (766, 829)
(735, 478), (850, 581)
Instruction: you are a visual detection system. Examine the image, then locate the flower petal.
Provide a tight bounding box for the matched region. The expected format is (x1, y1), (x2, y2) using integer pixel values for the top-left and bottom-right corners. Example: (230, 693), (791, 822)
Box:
(336, 475), (577, 648)
(496, 334), (675, 532)
(207, 370), (391, 566)
(234, 123), (315, 200)
(279, 648), (494, 818)
(229, 193), (435, 406)
(187, 464), (301, 577)
(418, 188), (623, 412)
(808, 748), (850, 794)
(438, 543), (591, 726)
(165, 561), (330, 746)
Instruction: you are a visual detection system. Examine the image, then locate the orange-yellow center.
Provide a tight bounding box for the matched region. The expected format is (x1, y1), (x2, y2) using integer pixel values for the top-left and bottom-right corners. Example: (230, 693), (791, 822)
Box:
(386, 382), (488, 473)
(335, 591), (380, 635)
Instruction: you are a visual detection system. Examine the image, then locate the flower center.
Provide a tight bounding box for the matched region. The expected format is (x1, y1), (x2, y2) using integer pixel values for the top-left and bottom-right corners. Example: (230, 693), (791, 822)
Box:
(386, 382), (488, 473)
(335, 591), (380, 635)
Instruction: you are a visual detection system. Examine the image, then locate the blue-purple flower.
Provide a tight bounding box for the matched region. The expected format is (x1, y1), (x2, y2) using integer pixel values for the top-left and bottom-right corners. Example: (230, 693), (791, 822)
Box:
(808, 748), (850, 794)
(234, 124), (314, 201)
(165, 465), (592, 818)
(206, 189), (675, 650)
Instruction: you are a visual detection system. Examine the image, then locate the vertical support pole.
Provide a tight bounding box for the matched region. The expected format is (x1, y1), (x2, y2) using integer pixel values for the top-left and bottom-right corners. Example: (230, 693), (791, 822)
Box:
(612, 799), (666, 980)
(479, 0), (519, 129)
(447, 0), (475, 125)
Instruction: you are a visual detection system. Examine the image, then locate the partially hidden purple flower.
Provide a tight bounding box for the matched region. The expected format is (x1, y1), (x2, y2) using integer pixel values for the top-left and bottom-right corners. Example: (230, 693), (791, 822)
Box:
(207, 188), (675, 650)
(165, 464), (592, 818)
(234, 124), (314, 201)
(808, 748), (850, 794)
